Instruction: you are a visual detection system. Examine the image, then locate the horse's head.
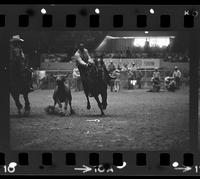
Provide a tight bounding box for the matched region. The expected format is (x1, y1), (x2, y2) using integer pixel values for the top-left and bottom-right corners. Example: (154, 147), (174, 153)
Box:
(92, 58), (106, 81)
(95, 58), (105, 68)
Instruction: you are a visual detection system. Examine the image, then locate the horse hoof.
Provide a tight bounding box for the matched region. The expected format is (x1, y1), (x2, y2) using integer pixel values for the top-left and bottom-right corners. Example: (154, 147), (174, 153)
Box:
(101, 112), (105, 116)
(102, 105), (107, 110)
(70, 109), (75, 115)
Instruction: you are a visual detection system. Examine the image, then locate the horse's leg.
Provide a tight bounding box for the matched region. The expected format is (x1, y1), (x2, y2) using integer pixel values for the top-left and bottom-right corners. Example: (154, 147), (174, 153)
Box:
(101, 88), (108, 110)
(85, 92), (91, 110)
(82, 80), (91, 110)
(94, 95), (104, 115)
(57, 100), (62, 112)
(68, 94), (74, 115)
(64, 98), (69, 115)
(23, 93), (30, 115)
(11, 92), (23, 115)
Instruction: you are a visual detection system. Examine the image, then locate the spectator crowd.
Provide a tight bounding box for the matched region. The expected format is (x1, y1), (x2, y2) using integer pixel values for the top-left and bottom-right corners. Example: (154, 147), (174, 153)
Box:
(36, 48), (189, 91)
(97, 49), (190, 63)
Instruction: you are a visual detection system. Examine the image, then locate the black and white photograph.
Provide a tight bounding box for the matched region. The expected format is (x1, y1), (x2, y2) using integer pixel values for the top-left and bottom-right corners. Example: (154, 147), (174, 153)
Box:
(199, 60), (200, 149)
(9, 31), (190, 150)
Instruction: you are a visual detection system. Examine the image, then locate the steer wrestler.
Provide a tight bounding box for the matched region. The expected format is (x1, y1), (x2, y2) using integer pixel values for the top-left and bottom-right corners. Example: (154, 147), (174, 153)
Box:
(74, 43), (111, 96)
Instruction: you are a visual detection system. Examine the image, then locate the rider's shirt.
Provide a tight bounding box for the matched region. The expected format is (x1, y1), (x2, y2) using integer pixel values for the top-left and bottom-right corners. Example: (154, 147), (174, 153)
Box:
(153, 71), (160, 79)
(173, 70), (181, 78)
(75, 49), (92, 66)
(73, 68), (80, 78)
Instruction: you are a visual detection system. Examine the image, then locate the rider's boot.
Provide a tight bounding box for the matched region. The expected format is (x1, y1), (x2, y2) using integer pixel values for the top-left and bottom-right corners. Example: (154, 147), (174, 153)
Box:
(29, 83), (34, 92)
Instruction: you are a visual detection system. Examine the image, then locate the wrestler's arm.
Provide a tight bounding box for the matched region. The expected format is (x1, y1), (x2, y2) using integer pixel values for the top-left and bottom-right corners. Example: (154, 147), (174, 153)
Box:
(85, 49), (93, 63)
(74, 53), (88, 66)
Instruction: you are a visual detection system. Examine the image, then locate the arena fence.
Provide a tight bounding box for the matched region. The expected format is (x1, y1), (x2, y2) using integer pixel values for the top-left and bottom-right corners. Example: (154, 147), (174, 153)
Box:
(33, 69), (189, 90)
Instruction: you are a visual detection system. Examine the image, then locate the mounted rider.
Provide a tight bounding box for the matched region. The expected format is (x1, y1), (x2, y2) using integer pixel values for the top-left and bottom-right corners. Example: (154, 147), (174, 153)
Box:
(10, 35), (34, 92)
(74, 43), (112, 84)
(74, 43), (94, 75)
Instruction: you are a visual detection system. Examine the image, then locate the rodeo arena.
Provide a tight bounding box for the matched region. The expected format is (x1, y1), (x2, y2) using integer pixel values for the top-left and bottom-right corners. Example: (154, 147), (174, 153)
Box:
(10, 31), (190, 150)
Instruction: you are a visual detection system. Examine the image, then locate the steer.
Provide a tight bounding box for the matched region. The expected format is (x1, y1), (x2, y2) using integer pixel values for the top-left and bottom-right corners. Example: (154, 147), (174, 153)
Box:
(53, 75), (74, 115)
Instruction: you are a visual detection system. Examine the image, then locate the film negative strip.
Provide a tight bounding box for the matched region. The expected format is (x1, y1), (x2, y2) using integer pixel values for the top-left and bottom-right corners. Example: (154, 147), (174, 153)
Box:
(0, 4), (199, 175)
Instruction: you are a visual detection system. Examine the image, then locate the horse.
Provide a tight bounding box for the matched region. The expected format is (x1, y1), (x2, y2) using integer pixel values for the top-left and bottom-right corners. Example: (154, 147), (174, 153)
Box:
(78, 58), (108, 116)
(9, 59), (32, 116)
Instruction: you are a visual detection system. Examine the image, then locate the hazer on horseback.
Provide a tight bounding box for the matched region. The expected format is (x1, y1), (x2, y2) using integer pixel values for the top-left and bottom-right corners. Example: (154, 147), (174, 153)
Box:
(9, 35), (34, 116)
(73, 43), (111, 115)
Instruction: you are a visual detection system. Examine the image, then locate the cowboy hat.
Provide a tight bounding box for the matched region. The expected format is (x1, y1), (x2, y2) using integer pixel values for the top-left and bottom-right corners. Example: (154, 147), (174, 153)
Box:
(10, 35), (24, 42)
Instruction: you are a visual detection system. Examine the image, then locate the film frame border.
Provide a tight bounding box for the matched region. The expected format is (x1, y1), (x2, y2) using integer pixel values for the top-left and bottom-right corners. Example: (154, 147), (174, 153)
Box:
(0, 4), (199, 175)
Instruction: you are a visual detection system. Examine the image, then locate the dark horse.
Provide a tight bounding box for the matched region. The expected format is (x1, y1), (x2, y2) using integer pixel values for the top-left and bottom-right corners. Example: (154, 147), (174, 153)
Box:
(78, 59), (108, 115)
(10, 59), (31, 116)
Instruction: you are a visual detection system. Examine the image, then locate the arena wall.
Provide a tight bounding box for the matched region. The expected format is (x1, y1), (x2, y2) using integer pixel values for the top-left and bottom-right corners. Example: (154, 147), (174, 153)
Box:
(38, 59), (189, 90)
(160, 60), (189, 74)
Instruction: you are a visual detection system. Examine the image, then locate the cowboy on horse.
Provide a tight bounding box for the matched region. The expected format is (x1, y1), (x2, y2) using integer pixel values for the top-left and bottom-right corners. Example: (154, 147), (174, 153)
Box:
(74, 43), (111, 97)
(74, 43), (111, 87)
(10, 35), (34, 116)
(73, 43), (111, 115)
(10, 35), (34, 93)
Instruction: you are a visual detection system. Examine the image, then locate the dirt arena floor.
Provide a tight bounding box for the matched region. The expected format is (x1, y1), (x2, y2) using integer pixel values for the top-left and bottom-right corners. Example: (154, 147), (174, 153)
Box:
(10, 87), (189, 151)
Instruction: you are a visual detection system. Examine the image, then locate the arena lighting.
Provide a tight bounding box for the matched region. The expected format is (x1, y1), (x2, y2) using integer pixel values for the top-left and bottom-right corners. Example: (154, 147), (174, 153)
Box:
(150, 8), (155, 14)
(106, 36), (135, 39)
(95, 8), (100, 14)
(145, 31), (149, 34)
(41, 8), (47, 14)
(133, 37), (172, 47)
(149, 37), (170, 48)
(98, 38), (107, 48)
(106, 35), (175, 39)
(133, 37), (146, 47)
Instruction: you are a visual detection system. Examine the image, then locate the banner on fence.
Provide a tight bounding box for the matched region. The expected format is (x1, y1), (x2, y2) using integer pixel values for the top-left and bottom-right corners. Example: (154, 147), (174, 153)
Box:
(40, 62), (75, 71)
(103, 58), (160, 69)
